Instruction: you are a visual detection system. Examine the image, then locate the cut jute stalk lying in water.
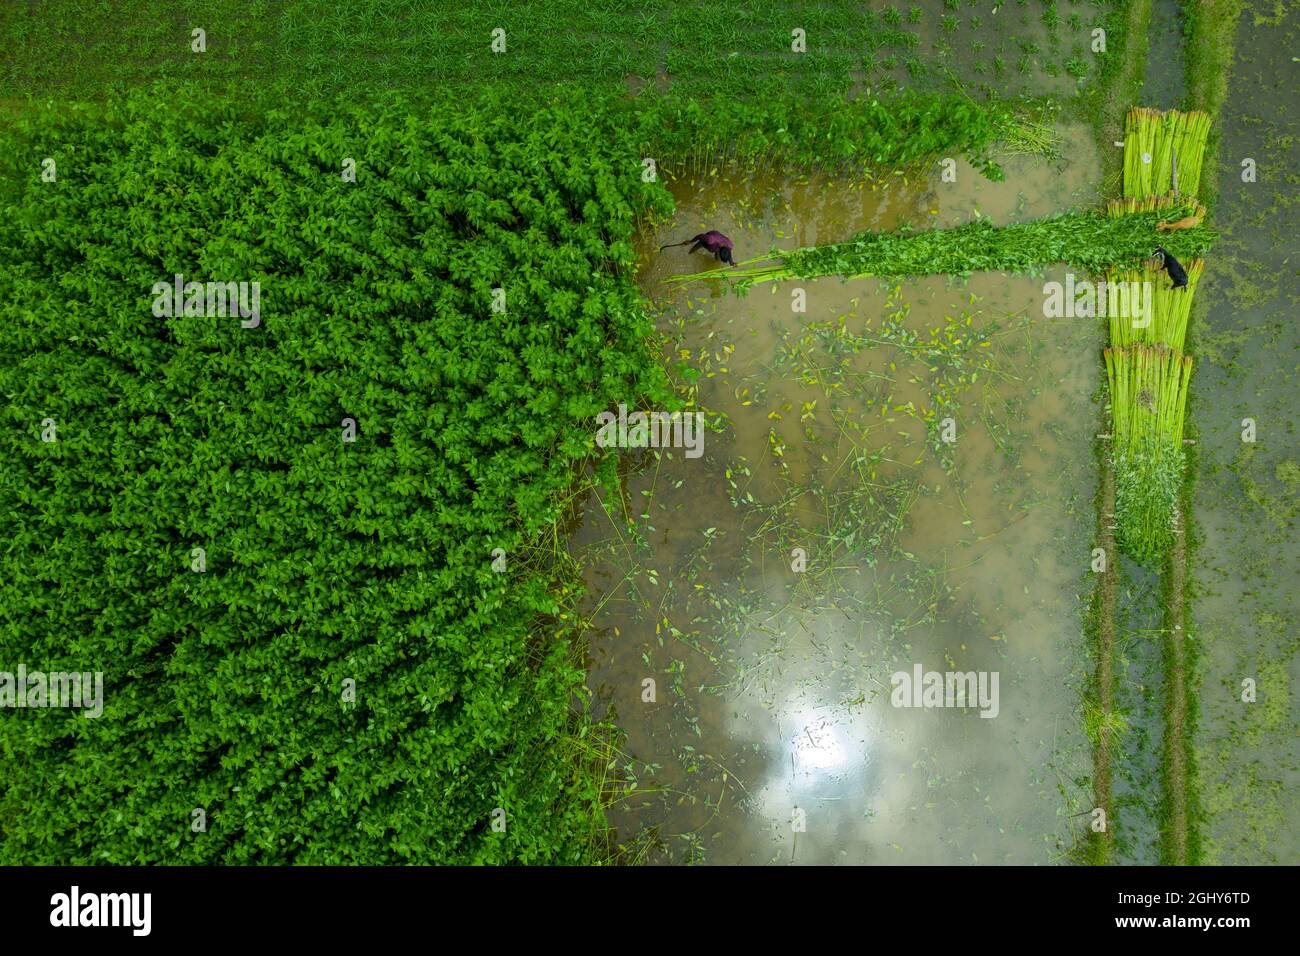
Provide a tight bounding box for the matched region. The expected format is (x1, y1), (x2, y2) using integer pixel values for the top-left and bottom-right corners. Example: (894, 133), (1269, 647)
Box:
(670, 210), (1216, 287)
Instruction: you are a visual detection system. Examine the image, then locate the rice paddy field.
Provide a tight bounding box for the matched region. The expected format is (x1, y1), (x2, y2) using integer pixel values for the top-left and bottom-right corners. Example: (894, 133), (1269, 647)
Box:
(0, 0), (1294, 877)
(2, 1), (1119, 102)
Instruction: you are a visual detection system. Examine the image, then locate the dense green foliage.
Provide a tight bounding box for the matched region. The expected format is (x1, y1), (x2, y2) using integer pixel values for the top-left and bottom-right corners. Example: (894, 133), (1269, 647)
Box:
(0, 87), (675, 863)
(629, 90), (1009, 176)
(683, 208), (1216, 285)
(0, 76), (1010, 863)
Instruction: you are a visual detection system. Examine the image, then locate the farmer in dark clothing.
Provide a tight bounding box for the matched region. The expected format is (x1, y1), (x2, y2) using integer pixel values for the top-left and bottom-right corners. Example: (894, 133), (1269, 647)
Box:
(1153, 245), (1189, 289)
(660, 231), (736, 265)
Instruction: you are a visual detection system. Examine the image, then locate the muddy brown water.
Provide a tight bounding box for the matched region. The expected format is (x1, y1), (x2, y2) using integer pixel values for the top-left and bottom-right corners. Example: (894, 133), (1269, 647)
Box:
(570, 130), (1104, 864)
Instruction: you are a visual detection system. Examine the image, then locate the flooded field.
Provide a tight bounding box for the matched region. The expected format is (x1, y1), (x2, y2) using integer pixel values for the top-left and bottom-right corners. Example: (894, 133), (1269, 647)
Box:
(1190, 7), (1300, 865)
(869, 0), (1096, 100)
(571, 139), (1108, 864)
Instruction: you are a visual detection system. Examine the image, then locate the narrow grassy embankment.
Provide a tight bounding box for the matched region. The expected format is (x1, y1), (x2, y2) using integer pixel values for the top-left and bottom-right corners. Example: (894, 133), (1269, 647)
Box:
(1086, 441), (1120, 864)
(1164, 495), (1192, 861)
(1090, 0), (1156, 191)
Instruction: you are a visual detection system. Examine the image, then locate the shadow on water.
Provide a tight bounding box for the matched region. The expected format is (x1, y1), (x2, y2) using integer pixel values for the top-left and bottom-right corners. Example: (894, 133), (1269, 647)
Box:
(571, 136), (1105, 864)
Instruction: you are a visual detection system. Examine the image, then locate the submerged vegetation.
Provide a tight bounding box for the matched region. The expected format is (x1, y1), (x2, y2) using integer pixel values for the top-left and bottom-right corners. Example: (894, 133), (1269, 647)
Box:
(1180, 0), (1246, 210)
(1183, 0), (1292, 868)
(576, 267), (1095, 863)
(664, 94), (1232, 867)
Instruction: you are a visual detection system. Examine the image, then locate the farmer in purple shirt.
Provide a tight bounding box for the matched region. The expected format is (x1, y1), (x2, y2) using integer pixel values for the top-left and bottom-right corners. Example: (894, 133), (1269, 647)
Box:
(660, 230), (736, 265)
